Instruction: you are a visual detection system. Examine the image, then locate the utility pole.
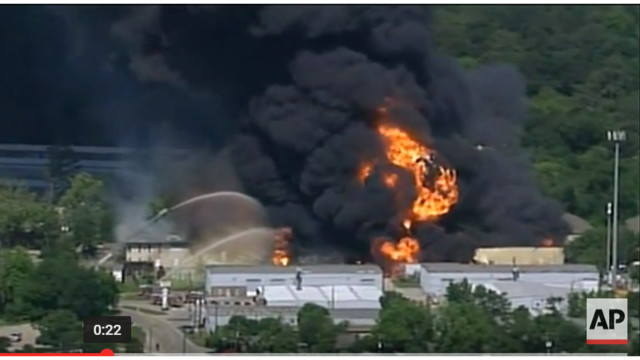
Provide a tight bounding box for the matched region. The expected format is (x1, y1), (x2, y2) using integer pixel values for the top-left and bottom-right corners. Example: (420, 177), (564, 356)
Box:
(607, 130), (626, 290)
(606, 202), (612, 284)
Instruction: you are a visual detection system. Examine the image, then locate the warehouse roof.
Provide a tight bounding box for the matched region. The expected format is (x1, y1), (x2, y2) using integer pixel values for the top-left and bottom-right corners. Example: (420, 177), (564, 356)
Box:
(261, 284), (383, 309)
(477, 281), (573, 300)
(421, 263), (598, 274)
(206, 264), (382, 275)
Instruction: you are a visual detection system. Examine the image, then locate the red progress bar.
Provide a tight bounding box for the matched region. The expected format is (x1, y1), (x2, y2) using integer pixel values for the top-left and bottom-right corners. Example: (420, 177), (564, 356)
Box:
(0, 349), (114, 356)
(587, 339), (628, 345)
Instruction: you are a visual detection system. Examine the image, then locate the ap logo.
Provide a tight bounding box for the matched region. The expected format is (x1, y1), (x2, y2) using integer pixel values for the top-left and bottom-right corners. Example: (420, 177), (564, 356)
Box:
(586, 298), (628, 345)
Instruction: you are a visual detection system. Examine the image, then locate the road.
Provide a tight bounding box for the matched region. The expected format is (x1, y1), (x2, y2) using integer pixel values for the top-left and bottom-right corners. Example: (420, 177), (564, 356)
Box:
(118, 301), (209, 354)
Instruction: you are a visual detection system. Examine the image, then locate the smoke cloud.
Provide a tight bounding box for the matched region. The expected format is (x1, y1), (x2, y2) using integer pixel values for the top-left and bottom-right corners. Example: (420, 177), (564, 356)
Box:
(19, 5), (569, 262)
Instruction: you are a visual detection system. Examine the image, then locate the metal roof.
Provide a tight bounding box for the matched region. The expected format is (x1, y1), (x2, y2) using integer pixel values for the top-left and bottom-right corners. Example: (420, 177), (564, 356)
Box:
(475, 281), (573, 299)
(206, 264), (382, 275)
(421, 263), (598, 274)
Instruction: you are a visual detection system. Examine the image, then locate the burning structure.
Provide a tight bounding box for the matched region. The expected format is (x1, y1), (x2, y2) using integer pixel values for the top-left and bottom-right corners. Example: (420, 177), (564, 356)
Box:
(74, 5), (569, 265)
(272, 227), (292, 266)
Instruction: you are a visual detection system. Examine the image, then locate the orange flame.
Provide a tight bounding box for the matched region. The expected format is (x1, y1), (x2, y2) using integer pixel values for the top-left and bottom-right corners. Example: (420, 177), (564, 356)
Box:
(379, 237), (420, 263)
(541, 238), (554, 247)
(272, 227), (292, 266)
(377, 123), (459, 221)
(361, 103), (460, 265)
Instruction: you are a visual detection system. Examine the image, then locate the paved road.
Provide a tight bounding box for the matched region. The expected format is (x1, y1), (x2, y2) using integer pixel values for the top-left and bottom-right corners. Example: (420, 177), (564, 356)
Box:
(118, 302), (209, 354)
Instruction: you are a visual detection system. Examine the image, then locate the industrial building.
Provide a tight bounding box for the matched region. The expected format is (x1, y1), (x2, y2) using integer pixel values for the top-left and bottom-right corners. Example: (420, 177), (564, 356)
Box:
(419, 263), (599, 296)
(125, 239), (190, 269)
(473, 246), (565, 265)
(204, 264), (384, 297)
(202, 264), (384, 332)
(418, 263), (599, 315)
(0, 143), (187, 190)
(204, 306), (378, 333)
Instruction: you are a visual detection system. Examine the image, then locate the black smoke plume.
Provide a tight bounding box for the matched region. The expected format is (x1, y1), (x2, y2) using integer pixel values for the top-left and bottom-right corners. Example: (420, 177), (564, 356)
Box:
(23, 5), (570, 262)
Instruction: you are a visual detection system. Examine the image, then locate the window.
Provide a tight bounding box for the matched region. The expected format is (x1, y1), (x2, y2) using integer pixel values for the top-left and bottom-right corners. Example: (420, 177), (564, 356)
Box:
(270, 278), (285, 283)
(246, 278), (261, 283)
(360, 278), (375, 283)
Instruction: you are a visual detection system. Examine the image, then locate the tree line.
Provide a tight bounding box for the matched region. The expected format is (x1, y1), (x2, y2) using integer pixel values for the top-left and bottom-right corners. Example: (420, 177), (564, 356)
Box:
(433, 5), (640, 270)
(0, 171), (142, 353)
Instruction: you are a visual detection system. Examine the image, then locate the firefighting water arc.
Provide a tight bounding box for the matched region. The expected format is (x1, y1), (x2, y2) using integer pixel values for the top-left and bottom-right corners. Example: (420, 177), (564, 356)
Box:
(361, 106), (460, 264)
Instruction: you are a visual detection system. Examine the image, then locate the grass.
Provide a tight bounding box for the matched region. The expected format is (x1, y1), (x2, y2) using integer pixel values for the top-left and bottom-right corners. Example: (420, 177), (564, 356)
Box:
(118, 278), (141, 294)
(167, 277), (205, 292)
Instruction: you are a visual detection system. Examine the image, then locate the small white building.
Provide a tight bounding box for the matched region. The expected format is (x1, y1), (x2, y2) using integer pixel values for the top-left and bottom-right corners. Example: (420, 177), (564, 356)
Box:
(419, 263), (599, 299)
(125, 240), (189, 269)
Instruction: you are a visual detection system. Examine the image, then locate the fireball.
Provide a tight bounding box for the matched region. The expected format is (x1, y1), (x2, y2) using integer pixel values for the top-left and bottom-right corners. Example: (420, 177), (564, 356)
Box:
(379, 237), (421, 263)
(360, 104), (460, 265)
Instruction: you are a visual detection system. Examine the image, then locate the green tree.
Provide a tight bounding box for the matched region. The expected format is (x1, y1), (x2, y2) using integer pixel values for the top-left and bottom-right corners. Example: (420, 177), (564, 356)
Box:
(0, 336), (10, 353)
(433, 5), (639, 225)
(434, 301), (507, 352)
(566, 226), (638, 269)
(0, 247), (35, 319)
(20, 250), (119, 320)
(372, 293), (433, 352)
(44, 145), (79, 200)
(35, 310), (83, 351)
(252, 318), (298, 352)
(297, 303), (344, 353)
(59, 173), (113, 256)
(0, 185), (60, 249)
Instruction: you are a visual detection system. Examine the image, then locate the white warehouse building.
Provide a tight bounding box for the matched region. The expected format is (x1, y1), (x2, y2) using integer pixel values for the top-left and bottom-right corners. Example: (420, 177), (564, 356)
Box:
(202, 264), (384, 332)
(204, 264), (384, 297)
(418, 263), (599, 315)
(419, 263), (599, 297)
